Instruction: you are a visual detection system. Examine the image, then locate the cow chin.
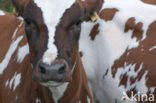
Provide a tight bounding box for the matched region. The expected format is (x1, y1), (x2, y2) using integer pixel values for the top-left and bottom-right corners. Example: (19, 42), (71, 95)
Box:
(32, 68), (72, 87)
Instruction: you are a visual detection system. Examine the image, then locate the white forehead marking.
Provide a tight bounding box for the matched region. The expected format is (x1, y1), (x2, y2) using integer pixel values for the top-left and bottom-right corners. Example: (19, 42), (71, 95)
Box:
(33, 0), (75, 64)
(0, 10), (5, 16)
(17, 43), (29, 63)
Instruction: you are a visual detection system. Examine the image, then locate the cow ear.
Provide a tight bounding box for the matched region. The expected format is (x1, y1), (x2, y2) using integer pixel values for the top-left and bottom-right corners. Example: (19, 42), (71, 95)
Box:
(76, 0), (101, 22)
(11, 0), (29, 15)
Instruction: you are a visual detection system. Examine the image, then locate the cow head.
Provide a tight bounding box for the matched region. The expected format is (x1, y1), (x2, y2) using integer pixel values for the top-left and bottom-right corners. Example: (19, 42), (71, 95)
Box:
(12, 0), (101, 86)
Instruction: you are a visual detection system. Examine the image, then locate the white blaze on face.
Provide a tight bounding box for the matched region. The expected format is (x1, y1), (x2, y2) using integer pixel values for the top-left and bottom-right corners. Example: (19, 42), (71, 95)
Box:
(0, 10), (5, 16)
(33, 0), (75, 65)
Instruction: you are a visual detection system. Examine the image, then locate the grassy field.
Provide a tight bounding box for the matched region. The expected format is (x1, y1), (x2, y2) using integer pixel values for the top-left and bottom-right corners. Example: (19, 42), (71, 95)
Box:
(0, 0), (14, 12)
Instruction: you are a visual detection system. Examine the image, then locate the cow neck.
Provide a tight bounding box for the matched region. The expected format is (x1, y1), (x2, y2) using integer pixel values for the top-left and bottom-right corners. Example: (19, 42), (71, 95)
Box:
(97, 0), (104, 12)
(58, 53), (92, 103)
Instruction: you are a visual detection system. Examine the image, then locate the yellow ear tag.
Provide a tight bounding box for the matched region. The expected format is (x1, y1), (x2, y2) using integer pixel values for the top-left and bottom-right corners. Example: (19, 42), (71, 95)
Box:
(91, 12), (98, 22)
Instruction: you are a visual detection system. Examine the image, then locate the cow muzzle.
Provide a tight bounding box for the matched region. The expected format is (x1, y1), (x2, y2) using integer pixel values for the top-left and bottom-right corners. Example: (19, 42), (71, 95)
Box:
(32, 59), (72, 86)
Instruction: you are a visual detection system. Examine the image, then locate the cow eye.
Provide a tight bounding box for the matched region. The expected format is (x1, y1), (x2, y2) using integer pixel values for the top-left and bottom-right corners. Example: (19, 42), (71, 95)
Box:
(76, 20), (82, 26)
(24, 18), (37, 41)
(24, 18), (36, 29)
(25, 18), (32, 26)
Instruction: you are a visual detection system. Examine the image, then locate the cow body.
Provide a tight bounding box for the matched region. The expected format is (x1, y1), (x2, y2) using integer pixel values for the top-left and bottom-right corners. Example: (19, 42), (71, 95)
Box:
(0, 10), (92, 103)
(0, 10), (54, 103)
(80, 0), (156, 103)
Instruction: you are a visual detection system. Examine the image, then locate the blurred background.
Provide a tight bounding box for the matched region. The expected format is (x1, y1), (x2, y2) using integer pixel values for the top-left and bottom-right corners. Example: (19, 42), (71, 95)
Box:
(0, 0), (15, 12)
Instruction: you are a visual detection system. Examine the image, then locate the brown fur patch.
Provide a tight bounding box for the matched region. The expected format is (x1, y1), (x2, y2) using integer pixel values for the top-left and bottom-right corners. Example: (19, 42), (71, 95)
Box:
(119, 73), (128, 88)
(90, 24), (99, 40)
(100, 8), (119, 21)
(79, 51), (83, 57)
(125, 17), (144, 41)
(58, 53), (93, 103)
(141, 0), (156, 5)
(12, 0), (30, 15)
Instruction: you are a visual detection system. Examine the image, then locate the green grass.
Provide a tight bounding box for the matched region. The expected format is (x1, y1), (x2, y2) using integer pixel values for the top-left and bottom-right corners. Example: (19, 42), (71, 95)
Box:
(0, 0), (15, 12)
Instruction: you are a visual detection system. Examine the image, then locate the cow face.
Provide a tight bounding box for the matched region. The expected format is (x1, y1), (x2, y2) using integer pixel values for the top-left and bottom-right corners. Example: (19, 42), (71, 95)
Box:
(12, 0), (100, 86)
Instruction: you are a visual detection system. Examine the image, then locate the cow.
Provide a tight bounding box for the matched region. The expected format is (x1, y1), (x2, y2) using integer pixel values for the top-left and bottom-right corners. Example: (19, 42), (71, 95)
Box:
(79, 0), (156, 103)
(0, 0), (103, 102)
(0, 10), (54, 103)
(9, 0), (107, 102)
(0, 4), (94, 103)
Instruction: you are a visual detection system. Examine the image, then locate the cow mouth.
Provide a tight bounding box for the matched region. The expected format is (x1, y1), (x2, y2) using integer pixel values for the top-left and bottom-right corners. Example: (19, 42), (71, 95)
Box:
(32, 58), (77, 87)
(32, 69), (72, 87)
(32, 65), (72, 87)
(40, 81), (64, 87)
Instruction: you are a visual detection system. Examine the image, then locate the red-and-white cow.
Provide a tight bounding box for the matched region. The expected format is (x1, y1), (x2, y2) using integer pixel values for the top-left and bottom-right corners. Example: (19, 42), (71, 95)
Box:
(0, 10), (54, 103)
(0, 0), (103, 102)
(0, 9), (93, 103)
(79, 0), (156, 103)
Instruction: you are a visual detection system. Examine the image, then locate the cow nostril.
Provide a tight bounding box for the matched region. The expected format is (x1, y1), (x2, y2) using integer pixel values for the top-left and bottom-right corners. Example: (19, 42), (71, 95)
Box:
(58, 65), (66, 74)
(39, 65), (46, 74)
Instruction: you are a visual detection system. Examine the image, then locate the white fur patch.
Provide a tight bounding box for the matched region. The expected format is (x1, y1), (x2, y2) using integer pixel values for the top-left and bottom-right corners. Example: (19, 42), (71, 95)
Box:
(12, 17), (24, 39)
(49, 83), (69, 103)
(150, 87), (155, 94)
(87, 96), (91, 103)
(149, 46), (156, 51)
(13, 73), (21, 91)
(35, 98), (41, 103)
(42, 47), (57, 65)
(9, 73), (21, 91)
(5, 80), (9, 87)
(0, 10), (5, 16)
(0, 36), (23, 75)
(81, 0), (85, 2)
(17, 43), (29, 63)
(16, 96), (18, 100)
(33, 0), (75, 64)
